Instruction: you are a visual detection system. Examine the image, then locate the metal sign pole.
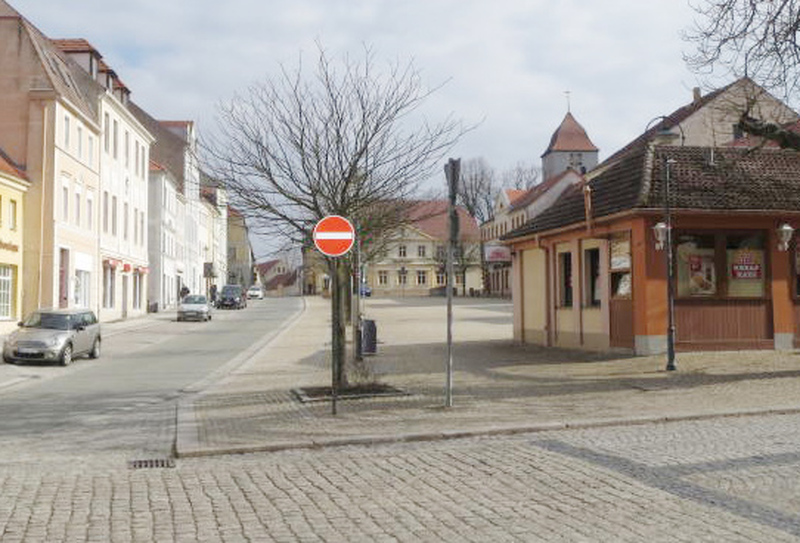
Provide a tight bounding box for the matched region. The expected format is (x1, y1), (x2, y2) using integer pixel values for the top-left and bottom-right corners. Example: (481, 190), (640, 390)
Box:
(444, 158), (460, 408)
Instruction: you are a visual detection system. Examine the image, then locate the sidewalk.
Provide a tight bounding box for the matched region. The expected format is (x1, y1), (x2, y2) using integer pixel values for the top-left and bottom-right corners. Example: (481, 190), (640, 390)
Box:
(176, 296), (800, 457)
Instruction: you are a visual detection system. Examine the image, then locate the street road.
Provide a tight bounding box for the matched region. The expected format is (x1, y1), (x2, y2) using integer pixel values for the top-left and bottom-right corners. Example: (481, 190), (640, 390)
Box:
(0, 412), (798, 541)
(0, 297), (302, 465)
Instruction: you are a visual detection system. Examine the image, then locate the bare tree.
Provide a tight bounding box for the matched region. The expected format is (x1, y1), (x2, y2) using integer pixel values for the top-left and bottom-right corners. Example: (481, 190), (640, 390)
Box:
(685, 0), (800, 149)
(501, 161), (540, 189)
(206, 45), (466, 389)
(457, 157), (497, 224)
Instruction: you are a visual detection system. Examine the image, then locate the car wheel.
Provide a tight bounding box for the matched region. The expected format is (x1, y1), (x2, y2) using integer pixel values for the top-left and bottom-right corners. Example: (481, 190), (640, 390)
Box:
(3, 355), (14, 365)
(89, 337), (101, 359)
(60, 343), (73, 366)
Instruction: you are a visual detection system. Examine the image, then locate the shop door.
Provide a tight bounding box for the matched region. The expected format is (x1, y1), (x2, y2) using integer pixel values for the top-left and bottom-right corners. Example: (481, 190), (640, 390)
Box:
(609, 298), (634, 349)
(58, 249), (69, 308)
(122, 275), (128, 318)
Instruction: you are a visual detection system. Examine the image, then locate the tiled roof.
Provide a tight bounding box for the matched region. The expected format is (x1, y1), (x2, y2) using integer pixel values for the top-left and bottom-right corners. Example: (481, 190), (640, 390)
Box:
(508, 169), (584, 212)
(0, 153), (26, 180)
(408, 200), (480, 242)
(256, 260), (280, 276)
(51, 38), (99, 55)
(504, 145), (800, 240)
(129, 101), (188, 193)
(505, 189), (527, 206)
(0, 4), (101, 122)
(542, 112), (598, 155)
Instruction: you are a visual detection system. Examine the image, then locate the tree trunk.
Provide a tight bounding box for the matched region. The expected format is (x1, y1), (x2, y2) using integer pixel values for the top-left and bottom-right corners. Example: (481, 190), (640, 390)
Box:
(330, 259), (347, 391)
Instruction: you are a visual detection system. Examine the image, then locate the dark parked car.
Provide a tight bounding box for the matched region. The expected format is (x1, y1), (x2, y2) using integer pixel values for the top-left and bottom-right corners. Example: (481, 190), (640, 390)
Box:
(3, 308), (101, 366)
(217, 284), (247, 309)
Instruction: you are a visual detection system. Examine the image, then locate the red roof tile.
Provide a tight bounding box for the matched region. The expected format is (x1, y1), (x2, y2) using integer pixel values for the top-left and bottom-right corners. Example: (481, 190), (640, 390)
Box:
(542, 112), (598, 155)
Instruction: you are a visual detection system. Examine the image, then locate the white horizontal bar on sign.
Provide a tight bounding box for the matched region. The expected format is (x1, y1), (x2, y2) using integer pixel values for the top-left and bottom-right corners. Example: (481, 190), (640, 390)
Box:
(315, 232), (354, 240)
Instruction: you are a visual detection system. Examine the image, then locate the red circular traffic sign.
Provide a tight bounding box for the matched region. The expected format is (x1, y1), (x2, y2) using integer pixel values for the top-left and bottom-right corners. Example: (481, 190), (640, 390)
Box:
(313, 215), (355, 257)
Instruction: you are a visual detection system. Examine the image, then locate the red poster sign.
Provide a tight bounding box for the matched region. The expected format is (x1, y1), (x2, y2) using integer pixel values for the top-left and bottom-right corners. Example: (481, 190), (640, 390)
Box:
(313, 216), (355, 257)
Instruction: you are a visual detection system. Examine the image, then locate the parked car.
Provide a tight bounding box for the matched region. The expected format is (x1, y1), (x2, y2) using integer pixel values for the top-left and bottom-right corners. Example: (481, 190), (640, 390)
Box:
(360, 284), (372, 297)
(247, 285), (264, 300)
(217, 284), (247, 309)
(3, 308), (101, 366)
(177, 294), (212, 322)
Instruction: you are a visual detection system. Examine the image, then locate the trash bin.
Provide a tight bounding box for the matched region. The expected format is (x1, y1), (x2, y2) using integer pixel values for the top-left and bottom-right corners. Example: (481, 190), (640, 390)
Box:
(362, 319), (377, 355)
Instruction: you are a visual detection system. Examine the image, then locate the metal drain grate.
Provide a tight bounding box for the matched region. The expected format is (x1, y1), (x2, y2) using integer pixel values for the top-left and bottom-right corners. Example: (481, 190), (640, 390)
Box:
(128, 458), (176, 469)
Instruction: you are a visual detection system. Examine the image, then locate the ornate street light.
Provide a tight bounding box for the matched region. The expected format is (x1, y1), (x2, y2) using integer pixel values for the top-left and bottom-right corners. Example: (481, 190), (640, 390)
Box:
(647, 117), (684, 372)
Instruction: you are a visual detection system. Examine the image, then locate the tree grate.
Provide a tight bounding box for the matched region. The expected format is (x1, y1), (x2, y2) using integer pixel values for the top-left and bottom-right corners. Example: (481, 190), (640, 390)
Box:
(128, 458), (176, 469)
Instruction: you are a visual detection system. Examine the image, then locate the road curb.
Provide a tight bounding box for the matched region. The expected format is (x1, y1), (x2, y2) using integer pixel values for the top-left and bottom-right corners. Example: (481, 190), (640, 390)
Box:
(174, 404), (800, 459)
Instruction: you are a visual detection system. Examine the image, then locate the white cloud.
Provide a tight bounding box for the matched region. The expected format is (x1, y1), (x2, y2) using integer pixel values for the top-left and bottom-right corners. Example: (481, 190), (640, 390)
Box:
(21, 0), (716, 176)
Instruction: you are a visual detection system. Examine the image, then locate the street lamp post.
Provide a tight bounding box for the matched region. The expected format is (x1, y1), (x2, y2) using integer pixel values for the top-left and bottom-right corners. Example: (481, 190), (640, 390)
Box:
(648, 117), (683, 372)
(653, 158), (677, 371)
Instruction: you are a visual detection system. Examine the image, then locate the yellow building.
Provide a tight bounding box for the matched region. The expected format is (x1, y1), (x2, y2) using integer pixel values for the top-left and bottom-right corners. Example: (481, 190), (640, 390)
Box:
(0, 154), (29, 334)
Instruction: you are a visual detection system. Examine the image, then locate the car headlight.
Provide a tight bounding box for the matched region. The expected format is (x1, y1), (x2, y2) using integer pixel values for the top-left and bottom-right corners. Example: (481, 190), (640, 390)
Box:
(47, 336), (66, 348)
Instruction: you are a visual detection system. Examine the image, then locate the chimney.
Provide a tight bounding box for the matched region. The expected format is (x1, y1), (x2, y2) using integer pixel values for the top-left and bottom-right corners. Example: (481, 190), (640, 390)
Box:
(693, 87), (702, 103)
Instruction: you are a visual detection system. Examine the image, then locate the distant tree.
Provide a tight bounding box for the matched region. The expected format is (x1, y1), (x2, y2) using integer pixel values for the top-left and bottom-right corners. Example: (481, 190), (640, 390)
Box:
(206, 44), (466, 388)
(501, 161), (540, 189)
(685, 0), (800, 149)
(457, 157), (497, 224)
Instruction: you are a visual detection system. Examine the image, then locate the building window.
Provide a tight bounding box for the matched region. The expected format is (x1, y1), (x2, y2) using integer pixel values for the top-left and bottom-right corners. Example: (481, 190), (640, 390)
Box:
(416, 270), (427, 285)
(7, 199), (16, 231)
(112, 195), (118, 236)
(124, 202), (129, 240)
(378, 271), (388, 285)
(398, 269), (408, 285)
(610, 233), (632, 298)
(398, 245), (407, 258)
(0, 265), (13, 318)
(677, 231), (765, 299)
(124, 130), (130, 168)
(74, 188), (81, 226)
(135, 142), (140, 176)
(558, 251), (573, 307)
(418, 245), (426, 258)
(77, 125), (83, 159)
(113, 119), (118, 159)
(64, 115), (70, 149)
(103, 266), (115, 308)
(74, 270), (90, 307)
(88, 135), (94, 166)
(104, 113), (110, 153)
(584, 248), (601, 307)
(102, 191), (109, 233)
(62, 183), (69, 222)
(86, 192), (94, 231)
(436, 245), (446, 260)
(676, 233), (716, 297)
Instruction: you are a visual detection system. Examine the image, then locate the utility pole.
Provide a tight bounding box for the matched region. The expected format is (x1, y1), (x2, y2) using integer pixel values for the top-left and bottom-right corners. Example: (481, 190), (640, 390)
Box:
(444, 158), (460, 408)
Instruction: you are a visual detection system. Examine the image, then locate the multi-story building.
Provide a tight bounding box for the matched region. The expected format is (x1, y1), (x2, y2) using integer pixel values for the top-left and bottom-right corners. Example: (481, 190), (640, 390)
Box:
(146, 160), (185, 310)
(366, 201), (482, 297)
(0, 6), (103, 317)
(227, 206), (253, 287)
(0, 154), (29, 334)
(52, 40), (154, 321)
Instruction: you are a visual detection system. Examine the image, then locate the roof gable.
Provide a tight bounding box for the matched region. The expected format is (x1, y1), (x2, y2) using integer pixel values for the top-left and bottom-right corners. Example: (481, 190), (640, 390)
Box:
(542, 112), (598, 156)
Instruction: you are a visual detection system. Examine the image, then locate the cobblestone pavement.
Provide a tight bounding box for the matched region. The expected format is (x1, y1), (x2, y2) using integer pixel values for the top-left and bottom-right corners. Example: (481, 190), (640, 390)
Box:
(1, 413), (799, 542)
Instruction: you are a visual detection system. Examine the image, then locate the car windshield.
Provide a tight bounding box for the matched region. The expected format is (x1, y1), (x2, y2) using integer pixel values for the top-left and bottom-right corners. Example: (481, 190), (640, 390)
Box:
(23, 312), (72, 330)
(221, 286), (239, 295)
(183, 295), (207, 304)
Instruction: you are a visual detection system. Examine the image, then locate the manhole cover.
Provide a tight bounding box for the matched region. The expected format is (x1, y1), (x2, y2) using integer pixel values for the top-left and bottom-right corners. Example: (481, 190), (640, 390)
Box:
(292, 384), (406, 403)
(128, 458), (176, 469)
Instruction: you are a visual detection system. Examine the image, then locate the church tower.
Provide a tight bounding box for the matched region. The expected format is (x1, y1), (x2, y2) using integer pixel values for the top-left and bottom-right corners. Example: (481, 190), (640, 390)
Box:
(541, 112), (598, 182)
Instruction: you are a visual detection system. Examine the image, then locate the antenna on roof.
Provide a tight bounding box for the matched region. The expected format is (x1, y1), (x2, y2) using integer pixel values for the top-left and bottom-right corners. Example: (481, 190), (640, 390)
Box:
(565, 90), (571, 112)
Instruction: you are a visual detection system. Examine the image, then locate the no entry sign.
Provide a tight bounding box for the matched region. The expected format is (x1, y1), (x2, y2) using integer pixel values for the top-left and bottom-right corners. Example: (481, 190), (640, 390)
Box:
(313, 215), (355, 257)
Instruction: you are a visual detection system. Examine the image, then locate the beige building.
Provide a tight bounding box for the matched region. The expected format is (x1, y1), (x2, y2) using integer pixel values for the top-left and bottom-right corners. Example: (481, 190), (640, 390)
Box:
(366, 201), (482, 297)
(227, 207), (253, 287)
(0, 5), (103, 316)
(0, 155), (29, 333)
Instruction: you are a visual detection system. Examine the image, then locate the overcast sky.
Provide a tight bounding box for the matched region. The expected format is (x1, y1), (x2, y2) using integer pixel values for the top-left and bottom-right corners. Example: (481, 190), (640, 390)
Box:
(21, 1), (716, 169)
(19, 0), (721, 257)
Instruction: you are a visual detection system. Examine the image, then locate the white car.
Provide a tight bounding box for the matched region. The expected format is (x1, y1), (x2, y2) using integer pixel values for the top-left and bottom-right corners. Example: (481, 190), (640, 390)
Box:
(247, 285), (264, 299)
(177, 294), (212, 321)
